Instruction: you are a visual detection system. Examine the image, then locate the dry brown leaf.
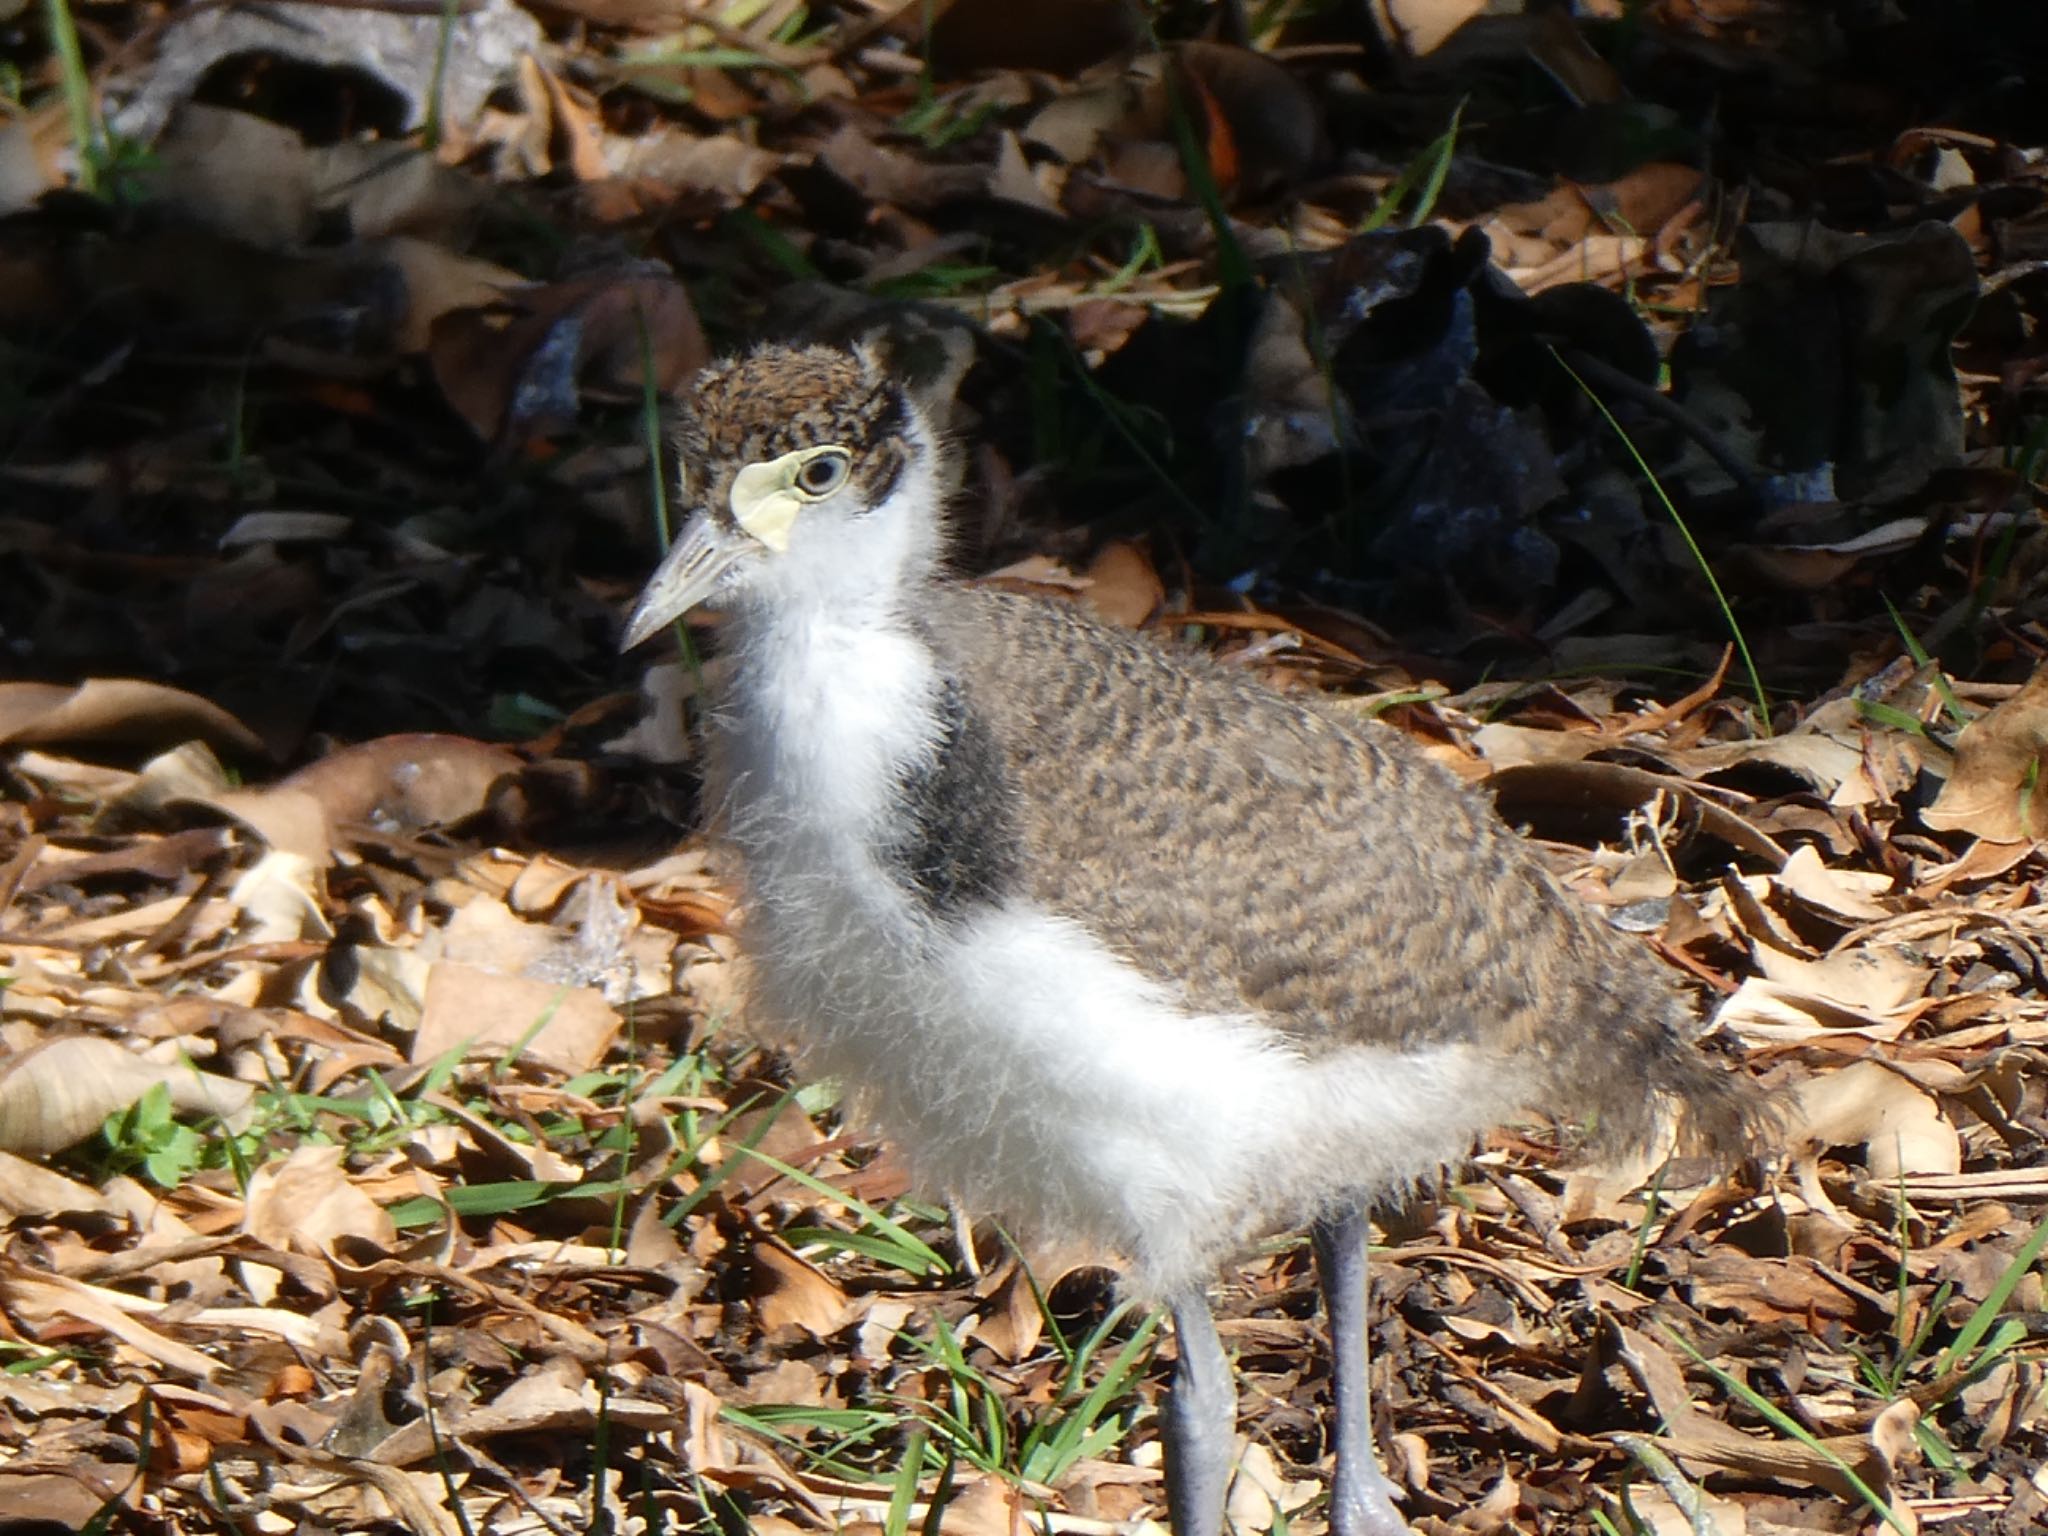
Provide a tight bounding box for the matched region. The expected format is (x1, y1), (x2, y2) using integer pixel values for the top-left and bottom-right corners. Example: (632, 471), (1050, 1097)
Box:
(1023, 78), (1144, 165)
(422, 1093), (582, 1183)
(1225, 1440), (1318, 1532)
(1712, 976), (1919, 1044)
(1749, 944), (1932, 1015)
(1470, 721), (1600, 769)
(1486, 759), (1788, 867)
(0, 1147), (119, 1217)
(1790, 1059), (1961, 1179)
(138, 1393), (231, 1475)
(967, 1259), (1044, 1364)
(311, 142), (485, 244)
(412, 961), (621, 1073)
(922, 1473), (1034, 1536)
(1897, 1168), (2048, 1202)
(1774, 843), (1895, 922)
(371, 236), (523, 354)
(991, 129), (1064, 216)
(0, 120), (58, 220)
(435, 891), (567, 974)
(0, 1037), (256, 1158)
(618, 129), (783, 200)
(2, 752), (139, 806)
(1078, 540), (1164, 628)
(1925, 669), (2048, 842)
(750, 1237), (851, 1338)
(0, 1264), (223, 1379)
(1916, 835), (2037, 892)
(1623, 1484), (1750, 1536)
(150, 103), (316, 248)
(1687, 729), (1866, 798)
(1383, 0), (1490, 56)
(0, 679), (263, 757)
(519, 54), (610, 183)
(0, 1470), (128, 1529)
(316, 940), (430, 1034)
(20, 887), (237, 949)
(243, 1143), (399, 1258)
(366, 1367), (675, 1470)
(429, 268), (707, 442)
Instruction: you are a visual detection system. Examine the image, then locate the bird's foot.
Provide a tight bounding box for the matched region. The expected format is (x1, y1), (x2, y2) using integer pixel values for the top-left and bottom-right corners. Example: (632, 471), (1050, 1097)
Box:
(1329, 1459), (1420, 1536)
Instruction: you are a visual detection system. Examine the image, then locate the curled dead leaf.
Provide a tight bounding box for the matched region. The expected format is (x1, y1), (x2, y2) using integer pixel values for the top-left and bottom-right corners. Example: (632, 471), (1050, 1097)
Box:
(1080, 540), (1164, 628)
(750, 1237), (850, 1338)
(1486, 759), (1789, 868)
(1773, 843), (1894, 922)
(1924, 669), (2048, 843)
(0, 679), (263, 758)
(0, 1264), (222, 1379)
(0, 1148), (119, 1218)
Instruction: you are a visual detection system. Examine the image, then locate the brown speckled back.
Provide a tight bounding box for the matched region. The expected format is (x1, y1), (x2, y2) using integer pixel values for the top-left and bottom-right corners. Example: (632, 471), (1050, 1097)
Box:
(923, 585), (1754, 1156)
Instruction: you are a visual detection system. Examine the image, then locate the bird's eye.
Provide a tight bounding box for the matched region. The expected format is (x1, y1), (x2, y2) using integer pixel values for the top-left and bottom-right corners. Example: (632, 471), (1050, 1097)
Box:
(794, 449), (851, 499)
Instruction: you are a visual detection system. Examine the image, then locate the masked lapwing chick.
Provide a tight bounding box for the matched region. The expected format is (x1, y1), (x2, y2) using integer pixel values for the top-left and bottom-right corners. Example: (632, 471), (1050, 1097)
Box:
(621, 343), (1759, 1536)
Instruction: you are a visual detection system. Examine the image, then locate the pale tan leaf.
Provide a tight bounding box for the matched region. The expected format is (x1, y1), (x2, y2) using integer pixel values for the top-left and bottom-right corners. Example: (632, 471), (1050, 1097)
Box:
(0, 1037), (255, 1158)
(411, 961), (620, 1074)
(750, 1237), (850, 1338)
(0, 679), (263, 756)
(1925, 669), (2048, 842)
(1712, 977), (1916, 1044)
(1790, 1060), (1961, 1178)
(0, 1147), (119, 1217)
(1773, 844), (1894, 922)
(1749, 945), (1932, 1015)
(243, 1143), (398, 1257)
(0, 1266), (222, 1379)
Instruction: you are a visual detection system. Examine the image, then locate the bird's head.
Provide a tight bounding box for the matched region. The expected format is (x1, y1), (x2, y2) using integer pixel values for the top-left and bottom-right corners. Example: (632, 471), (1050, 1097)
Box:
(619, 344), (940, 650)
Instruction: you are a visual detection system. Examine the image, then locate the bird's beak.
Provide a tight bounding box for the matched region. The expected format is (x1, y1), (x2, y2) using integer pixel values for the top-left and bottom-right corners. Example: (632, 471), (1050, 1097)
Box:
(618, 510), (750, 652)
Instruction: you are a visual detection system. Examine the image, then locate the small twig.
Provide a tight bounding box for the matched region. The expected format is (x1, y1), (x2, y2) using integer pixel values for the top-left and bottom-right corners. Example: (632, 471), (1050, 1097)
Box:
(1483, 1167), (1582, 1267)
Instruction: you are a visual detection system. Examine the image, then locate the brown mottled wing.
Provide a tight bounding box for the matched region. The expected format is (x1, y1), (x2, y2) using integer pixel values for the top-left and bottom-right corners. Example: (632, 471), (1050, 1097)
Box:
(925, 586), (1754, 1153)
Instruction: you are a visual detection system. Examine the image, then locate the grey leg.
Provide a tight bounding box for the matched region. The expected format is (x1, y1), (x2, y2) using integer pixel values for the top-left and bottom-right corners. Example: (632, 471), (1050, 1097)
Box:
(1164, 1293), (1237, 1536)
(1312, 1209), (1421, 1536)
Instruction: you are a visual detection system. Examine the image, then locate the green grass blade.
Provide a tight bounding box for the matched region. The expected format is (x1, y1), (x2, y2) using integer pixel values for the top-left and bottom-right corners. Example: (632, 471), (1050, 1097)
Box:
(1553, 348), (1771, 733)
(43, 0), (99, 195)
(1931, 1215), (2048, 1378)
(1361, 99), (1465, 232)
(1660, 1326), (1910, 1534)
(1880, 595), (1969, 726)
(737, 1146), (948, 1276)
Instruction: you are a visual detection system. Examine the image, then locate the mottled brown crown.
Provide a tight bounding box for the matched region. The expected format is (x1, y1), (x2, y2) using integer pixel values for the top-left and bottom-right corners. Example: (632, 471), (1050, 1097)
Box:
(676, 345), (914, 527)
